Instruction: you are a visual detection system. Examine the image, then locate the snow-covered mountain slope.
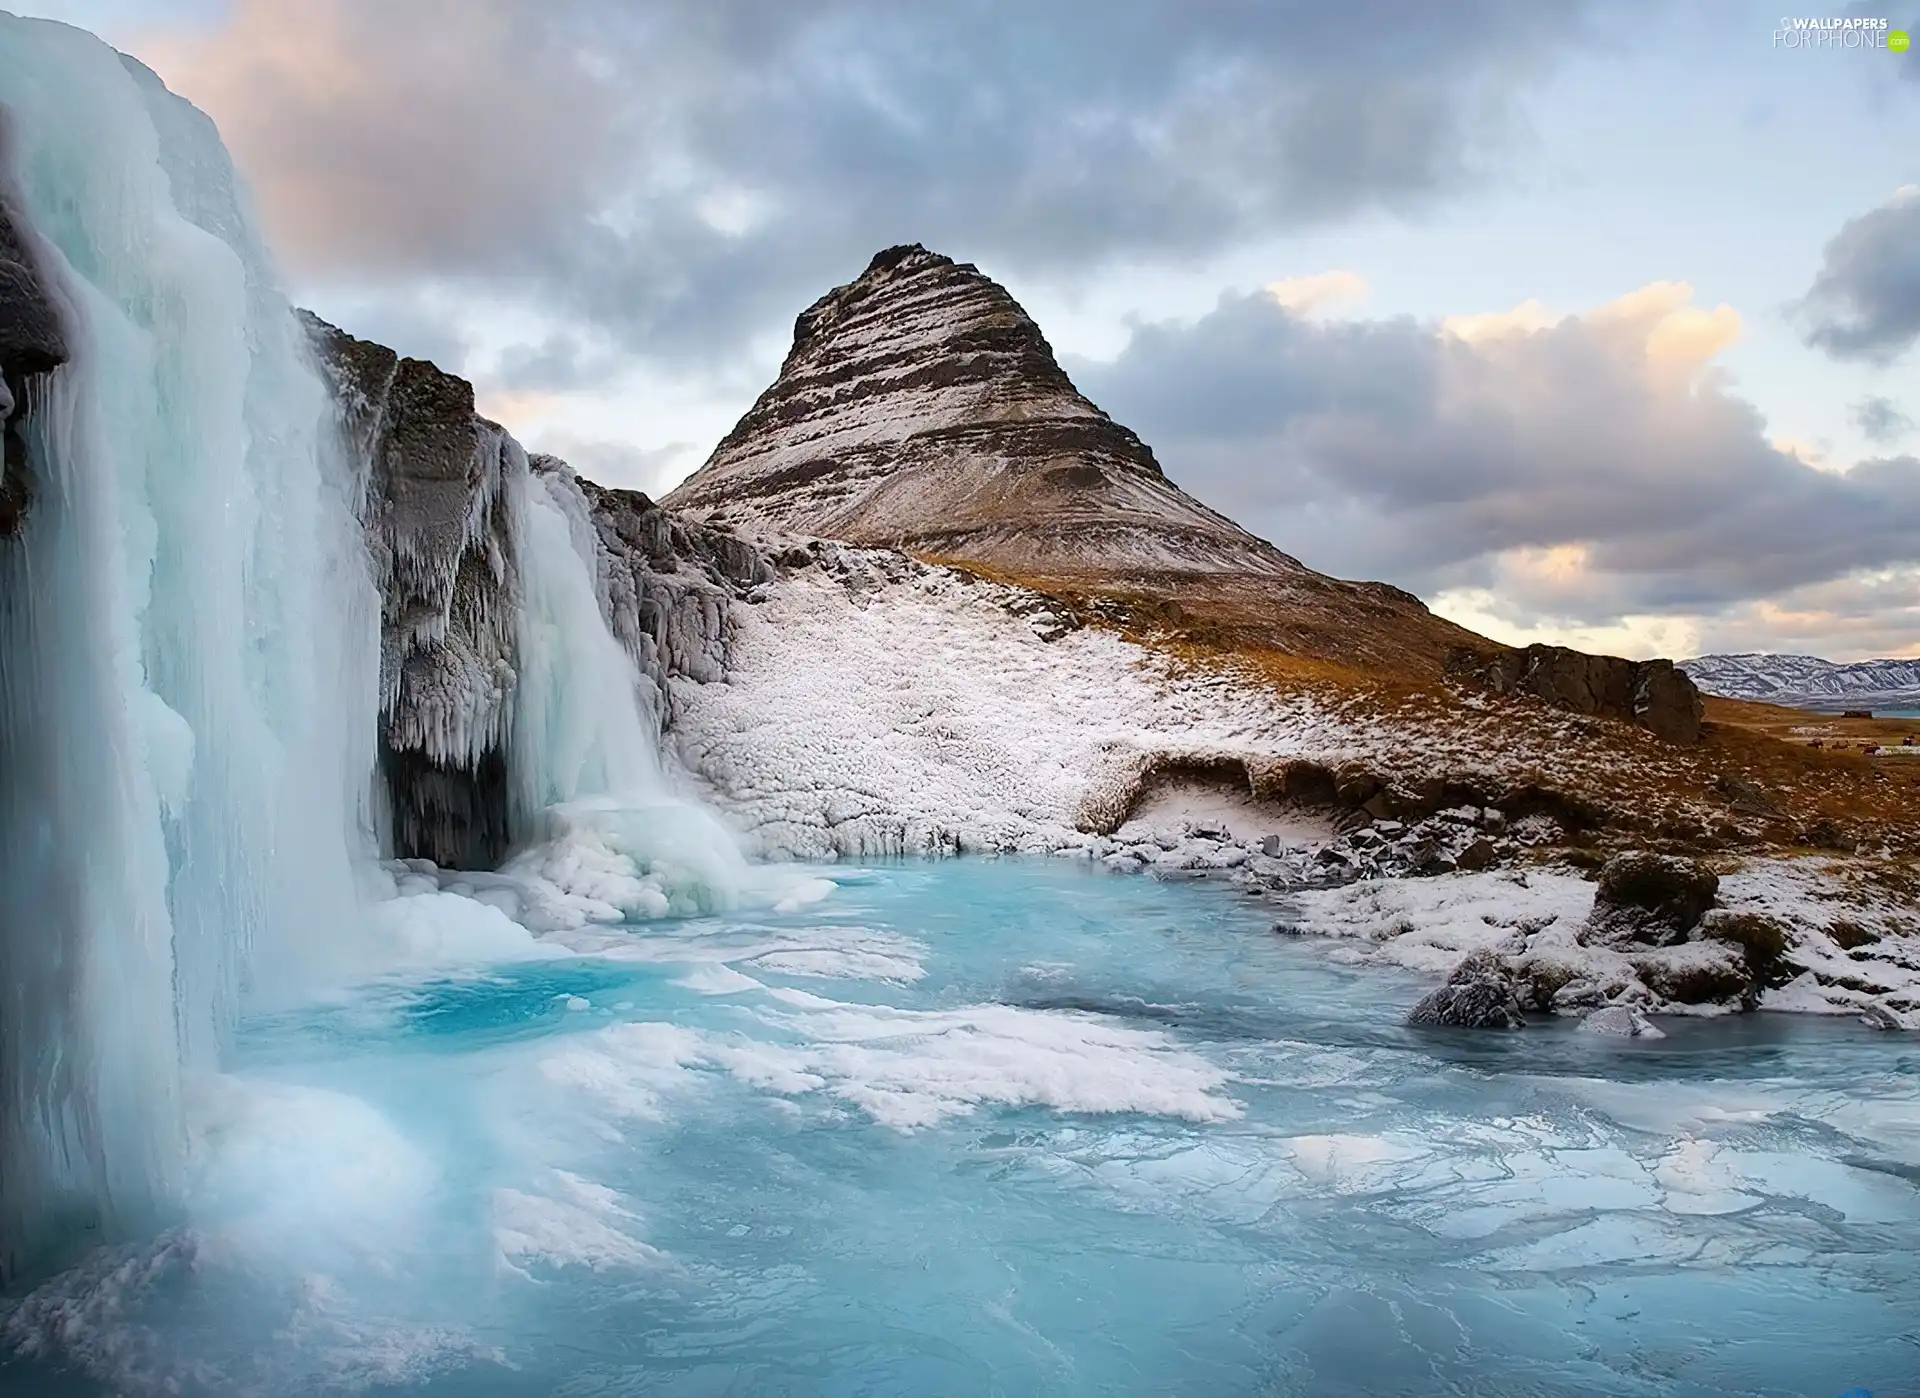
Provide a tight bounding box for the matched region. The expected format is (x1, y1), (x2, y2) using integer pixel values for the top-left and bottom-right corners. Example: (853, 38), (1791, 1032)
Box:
(665, 541), (1769, 864)
(1681, 653), (1920, 710)
(664, 244), (1485, 676)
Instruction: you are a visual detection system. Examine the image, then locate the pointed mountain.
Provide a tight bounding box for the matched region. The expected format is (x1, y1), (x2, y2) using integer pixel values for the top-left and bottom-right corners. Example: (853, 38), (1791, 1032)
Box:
(665, 244), (1483, 674)
(668, 244), (1296, 577)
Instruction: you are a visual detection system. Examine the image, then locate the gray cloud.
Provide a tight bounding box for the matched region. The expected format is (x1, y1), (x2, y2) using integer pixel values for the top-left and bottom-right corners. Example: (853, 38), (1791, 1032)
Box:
(1687, 571), (1920, 660)
(1797, 188), (1920, 365)
(529, 433), (703, 496)
(304, 288), (473, 375)
(1071, 290), (1920, 624)
(1853, 394), (1915, 443)
(162, 0), (1613, 364)
(487, 336), (628, 395)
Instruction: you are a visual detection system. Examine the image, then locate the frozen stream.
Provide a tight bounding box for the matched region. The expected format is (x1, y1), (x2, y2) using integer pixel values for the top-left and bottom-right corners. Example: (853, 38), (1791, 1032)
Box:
(4, 859), (1915, 1397)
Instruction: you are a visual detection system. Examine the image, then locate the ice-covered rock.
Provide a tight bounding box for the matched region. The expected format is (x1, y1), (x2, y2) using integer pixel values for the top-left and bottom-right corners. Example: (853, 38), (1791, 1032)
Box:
(1405, 949), (1526, 1030)
(304, 314), (523, 868)
(1579, 1006), (1665, 1038)
(537, 459), (772, 725)
(303, 319), (774, 870)
(1579, 852), (1720, 949)
(1859, 1001), (1907, 1032)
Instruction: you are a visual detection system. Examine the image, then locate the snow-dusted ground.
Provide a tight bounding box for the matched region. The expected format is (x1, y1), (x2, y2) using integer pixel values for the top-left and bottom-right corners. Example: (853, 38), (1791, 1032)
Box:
(661, 548), (1919, 1028)
(671, 548), (1366, 861)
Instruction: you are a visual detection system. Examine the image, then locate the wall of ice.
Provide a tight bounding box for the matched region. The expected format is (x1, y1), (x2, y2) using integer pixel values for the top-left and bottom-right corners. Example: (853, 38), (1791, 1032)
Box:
(0, 18), (380, 1282)
(0, 12), (780, 1285)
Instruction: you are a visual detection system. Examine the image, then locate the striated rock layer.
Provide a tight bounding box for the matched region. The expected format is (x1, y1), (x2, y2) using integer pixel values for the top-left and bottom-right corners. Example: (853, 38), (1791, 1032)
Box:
(303, 316), (769, 869)
(668, 243), (1292, 580)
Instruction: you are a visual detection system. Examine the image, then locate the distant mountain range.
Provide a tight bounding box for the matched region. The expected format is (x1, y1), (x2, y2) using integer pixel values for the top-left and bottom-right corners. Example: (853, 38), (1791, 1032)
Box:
(1680, 653), (1920, 711)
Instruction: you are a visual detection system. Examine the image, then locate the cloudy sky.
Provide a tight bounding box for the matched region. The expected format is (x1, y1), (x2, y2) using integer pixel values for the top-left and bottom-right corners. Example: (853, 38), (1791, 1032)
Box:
(20, 0), (1920, 660)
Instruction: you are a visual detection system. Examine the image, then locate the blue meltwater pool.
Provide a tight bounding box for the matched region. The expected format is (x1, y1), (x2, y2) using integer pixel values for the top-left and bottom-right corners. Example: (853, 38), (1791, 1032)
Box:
(3, 860), (1916, 1396)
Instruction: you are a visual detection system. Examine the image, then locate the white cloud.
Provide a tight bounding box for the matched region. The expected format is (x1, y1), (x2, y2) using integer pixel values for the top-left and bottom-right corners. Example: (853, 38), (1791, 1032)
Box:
(1265, 270), (1369, 316)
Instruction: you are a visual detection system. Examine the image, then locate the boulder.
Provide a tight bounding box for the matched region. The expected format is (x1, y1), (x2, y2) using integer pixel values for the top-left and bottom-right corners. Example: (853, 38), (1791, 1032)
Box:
(1580, 852), (1719, 948)
(1580, 1006), (1665, 1038)
(1698, 909), (1791, 986)
(1406, 949), (1525, 1030)
(1628, 940), (1753, 1007)
(1455, 837), (1498, 872)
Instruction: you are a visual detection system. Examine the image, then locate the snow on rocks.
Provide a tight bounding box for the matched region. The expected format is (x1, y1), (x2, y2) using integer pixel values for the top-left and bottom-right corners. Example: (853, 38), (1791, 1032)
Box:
(1272, 851), (1920, 1026)
(668, 545), (1359, 861)
(1404, 949), (1525, 1030)
(1578, 852), (1719, 949)
(1713, 859), (1920, 1023)
(1579, 1006), (1665, 1038)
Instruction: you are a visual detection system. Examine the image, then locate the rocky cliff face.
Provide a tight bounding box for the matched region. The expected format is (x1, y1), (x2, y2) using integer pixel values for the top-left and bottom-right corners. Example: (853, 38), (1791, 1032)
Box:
(303, 313), (524, 869)
(0, 152), (67, 536)
(1447, 644), (1705, 744)
(569, 469), (774, 710)
(302, 316), (768, 869)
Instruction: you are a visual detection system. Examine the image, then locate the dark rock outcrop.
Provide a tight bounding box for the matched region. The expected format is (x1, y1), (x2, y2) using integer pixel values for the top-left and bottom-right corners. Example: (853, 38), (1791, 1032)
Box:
(0, 134), (69, 536)
(304, 312), (523, 870)
(303, 315), (771, 869)
(1578, 852), (1719, 948)
(1630, 941), (1753, 1007)
(1698, 909), (1791, 986)
(1406, 949), (1526, 1030)
(1447, 643), (1705, 743)
(572, 471), (774, 711)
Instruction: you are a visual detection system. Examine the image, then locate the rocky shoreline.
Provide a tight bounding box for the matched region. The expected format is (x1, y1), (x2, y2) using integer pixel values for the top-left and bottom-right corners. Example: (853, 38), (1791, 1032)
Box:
(1081, 812), (1916, 1029)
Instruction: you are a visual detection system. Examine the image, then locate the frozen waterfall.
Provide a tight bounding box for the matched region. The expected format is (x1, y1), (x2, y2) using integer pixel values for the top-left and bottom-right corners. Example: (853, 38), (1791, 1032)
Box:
(0, 19), (379, 1280)
(0, 15), (743, 1285)
(500, 460), (749, 922)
